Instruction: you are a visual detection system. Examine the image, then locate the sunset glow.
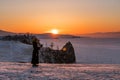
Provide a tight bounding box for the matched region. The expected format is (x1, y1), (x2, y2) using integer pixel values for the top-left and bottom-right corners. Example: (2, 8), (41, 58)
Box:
(51, 29), (59, 34)
(0, 0), (120, 34)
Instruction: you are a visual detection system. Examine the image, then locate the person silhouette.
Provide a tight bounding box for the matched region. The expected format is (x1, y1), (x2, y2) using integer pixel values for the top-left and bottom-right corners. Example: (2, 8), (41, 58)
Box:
(31, 37), (41, 67)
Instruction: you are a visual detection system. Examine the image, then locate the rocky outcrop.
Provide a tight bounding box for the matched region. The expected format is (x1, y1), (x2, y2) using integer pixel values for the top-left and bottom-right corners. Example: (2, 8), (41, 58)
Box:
(39, 42), (76, 63)
(0, 34), (76, 63)
(0, 34), (35, 45)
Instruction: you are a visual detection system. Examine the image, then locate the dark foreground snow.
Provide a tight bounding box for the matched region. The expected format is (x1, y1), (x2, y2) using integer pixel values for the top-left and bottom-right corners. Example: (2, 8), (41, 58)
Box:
(0, 62), (120, 80)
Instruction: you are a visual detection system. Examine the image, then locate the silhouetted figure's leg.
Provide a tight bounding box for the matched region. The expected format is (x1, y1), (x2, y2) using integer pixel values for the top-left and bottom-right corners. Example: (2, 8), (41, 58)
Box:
(31, 49), (39, 67)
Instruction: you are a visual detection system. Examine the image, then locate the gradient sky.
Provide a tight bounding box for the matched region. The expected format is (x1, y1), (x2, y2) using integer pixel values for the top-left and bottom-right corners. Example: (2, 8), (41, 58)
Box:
(0, 0), (120, 34)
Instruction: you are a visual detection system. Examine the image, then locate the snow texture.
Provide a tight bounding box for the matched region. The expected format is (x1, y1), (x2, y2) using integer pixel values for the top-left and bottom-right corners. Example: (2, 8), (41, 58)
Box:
(0, 41), (32, 62)
(0, 62), (120, 80)
(0, 38), (120, 80)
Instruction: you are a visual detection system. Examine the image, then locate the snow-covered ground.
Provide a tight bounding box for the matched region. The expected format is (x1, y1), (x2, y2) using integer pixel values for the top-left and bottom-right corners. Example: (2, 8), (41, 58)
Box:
(0, 62), (120, 80)
(0, 41), (32, 62)
(0, 39), (120, 80)
(0, 38), (120, 64)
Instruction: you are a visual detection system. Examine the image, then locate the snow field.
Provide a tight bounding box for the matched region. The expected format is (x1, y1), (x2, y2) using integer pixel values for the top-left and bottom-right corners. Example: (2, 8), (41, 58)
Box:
(0, 62), (120, 80)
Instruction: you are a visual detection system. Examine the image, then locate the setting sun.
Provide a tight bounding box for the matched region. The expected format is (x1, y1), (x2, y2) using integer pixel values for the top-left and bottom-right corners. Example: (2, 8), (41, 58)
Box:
(51, 29), (59, 34)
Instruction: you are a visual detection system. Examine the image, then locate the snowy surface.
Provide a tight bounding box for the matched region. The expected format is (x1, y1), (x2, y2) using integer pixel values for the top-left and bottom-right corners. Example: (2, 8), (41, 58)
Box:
(0, 39), (120, 80)
(0, 38), (120, 64)
(0, 62), (120, 80)
(0, 41), (32, 62)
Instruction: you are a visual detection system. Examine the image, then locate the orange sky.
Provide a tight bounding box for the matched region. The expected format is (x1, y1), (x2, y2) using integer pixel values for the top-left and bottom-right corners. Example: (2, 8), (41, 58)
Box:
(0, 0), (120, 34)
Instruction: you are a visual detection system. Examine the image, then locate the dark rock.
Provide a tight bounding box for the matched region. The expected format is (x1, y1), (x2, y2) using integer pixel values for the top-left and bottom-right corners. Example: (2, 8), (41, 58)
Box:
(39, 41), (76, 63)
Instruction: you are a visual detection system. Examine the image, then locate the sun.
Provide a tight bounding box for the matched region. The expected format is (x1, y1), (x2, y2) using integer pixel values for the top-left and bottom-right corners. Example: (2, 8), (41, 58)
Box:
(51, 29), (59, 34)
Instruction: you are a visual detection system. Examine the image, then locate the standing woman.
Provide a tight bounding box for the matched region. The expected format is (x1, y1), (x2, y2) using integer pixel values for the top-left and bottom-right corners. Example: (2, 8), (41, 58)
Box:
(31, 37), (41, 67)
